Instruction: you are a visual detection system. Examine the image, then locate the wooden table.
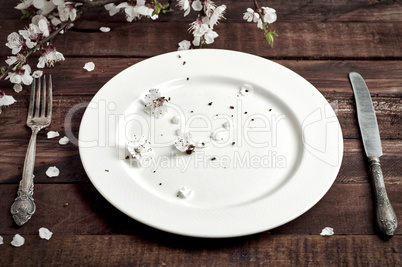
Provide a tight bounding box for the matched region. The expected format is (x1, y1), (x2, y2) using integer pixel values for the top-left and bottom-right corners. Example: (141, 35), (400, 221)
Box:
(0, 1), (401, 265)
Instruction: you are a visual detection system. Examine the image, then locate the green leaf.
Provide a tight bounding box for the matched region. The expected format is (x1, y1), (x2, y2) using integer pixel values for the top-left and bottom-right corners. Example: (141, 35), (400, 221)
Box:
(20, 9), (32, 20)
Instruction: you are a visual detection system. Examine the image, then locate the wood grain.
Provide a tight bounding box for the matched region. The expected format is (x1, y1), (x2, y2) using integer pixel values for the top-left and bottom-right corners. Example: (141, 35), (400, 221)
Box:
(0, 234), (400, 266)
(0, 183), (401, 236)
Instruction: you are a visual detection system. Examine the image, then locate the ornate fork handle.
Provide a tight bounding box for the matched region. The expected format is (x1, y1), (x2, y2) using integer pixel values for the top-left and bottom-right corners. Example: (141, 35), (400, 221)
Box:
(10, 127), (39, 226)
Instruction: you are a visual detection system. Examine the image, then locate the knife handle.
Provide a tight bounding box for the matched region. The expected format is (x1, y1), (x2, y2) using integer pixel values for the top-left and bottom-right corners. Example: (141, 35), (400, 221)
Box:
(368, 157), (398, 236)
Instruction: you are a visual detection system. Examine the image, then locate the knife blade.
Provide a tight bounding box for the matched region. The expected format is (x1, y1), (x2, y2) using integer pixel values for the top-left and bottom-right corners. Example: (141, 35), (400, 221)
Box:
(349, 72), (397, 236)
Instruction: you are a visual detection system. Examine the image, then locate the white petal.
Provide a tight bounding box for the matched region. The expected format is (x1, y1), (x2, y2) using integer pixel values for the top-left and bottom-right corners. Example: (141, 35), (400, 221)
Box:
(99, 27), (111, 32)
(320, 227), (334, 236)
(0, 95), (17, 107)
(47, 131), (60, 139)
(0, 235), (3, 245)
(83, 62), (95, 72)
(59, 136), (69, 145)
(178, 186), (193, 198)
(11, 234), (25, 247)
(191, 0), (202, 11)
(13, 84), (23, 93)
(39, 227), (53, 240)
(46, 166), (60, 177)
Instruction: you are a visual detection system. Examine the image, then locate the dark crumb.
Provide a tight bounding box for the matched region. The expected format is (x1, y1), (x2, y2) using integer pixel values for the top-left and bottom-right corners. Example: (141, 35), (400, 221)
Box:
(17, 165), (21, 169)
(153, 170), (156, 173)
(41, 161), (47, 164)
(232, 142), (235, 146)
(183, 61), (186, 65)
(244, 112), (248, 114)
(125, 156), (129, 160)
(269, 109), (272, 111)
(105, 169), (109, 172)
(245, 89), (249, 92)
(187, 77), (189, 80)
(230, 106), (234, 109)
(231, 115), (234, 117)
(178, 55), (181, 58)
(161, 134), (163, 136)
(208, 102), (213, 106)
(168, 97), (171, 101)
(159, 183), (162, 186)
(211, 157), (216, 161)
(186, 145), (196, 155)
(177, 194), (179, 197)
(251, 119), (254, 121)
(63, 203), (69, 207)
(216, 114), (218, 116)
(202, 142), (205, 146)
(190, 111), (193, 113)
(237, 95), (239, 97)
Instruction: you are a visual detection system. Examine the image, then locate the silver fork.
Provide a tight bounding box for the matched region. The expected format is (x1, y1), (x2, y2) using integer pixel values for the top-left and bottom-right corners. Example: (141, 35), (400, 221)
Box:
(10, 75), (52, 226)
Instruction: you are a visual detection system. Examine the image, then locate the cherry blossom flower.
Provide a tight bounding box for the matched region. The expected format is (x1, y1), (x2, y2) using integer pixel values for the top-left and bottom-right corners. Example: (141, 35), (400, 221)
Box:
(144, 89), (170, 118)
(178, 40), (191, 51)
(261, 7), (277, 24)
(117, 2), (142, 22)
(127, 136), (154, 166)
(19, 24), (41, 48)
(243, 8), (258, 22)
(6, 32), (24, 55)
(58, 2), (78, 22)
(208, 5), (226, 28)
(37, 45), (65, 68)
(6, 64), (33, 88)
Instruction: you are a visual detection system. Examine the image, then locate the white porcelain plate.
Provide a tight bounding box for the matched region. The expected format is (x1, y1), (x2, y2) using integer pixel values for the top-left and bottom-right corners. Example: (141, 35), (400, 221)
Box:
(78, 49), (343, 238)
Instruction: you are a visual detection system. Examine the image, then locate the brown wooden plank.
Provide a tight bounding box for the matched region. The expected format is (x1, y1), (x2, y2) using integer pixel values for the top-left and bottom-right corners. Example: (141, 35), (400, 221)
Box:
(1, 58), (402, 97)
(2, 0), (401, 22)
(1, 20), (402, 58)
(0, 182), (401, 235)
(0, 234), (400, 266)
(0, 139), (401, 185)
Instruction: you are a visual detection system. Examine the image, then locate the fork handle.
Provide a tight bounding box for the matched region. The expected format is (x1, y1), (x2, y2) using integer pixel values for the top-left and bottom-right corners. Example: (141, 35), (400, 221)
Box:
(10, 128), (39, 226)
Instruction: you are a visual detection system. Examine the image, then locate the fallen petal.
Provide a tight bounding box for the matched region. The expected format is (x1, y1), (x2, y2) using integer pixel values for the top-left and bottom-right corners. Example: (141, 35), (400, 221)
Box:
(100, 27), (111, 32)
(320, 227), (334, 236)
(47, 131), (60, 139)
(0, 235), (3, 245)
(39, 227), (53, 240)
(11, 234), (25, 247)
(59, 136), (69, 145)
(83, 62), (95, 72)
(46, 166), (60, 178)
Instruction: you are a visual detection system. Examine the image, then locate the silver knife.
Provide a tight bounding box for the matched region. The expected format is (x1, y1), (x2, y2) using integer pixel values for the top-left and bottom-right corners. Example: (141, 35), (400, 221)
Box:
(349, 72), (397, 236)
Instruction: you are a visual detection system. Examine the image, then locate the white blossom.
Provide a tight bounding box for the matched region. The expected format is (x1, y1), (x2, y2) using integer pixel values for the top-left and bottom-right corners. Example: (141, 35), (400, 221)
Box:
(47, 130), (59, 138)
(243, 8), (259, 22)
(127, 136), (154, 166)
(178, 40), (191, 51)
(320, 227), (334, 236)
(59, 136), (69, 145)
(37, 45), (65, 68)
(6, 64), (33, 86)
(13, 84), (23, 93)
(58, 2), (77, 22)
(6, 32), (23, 55)
(261, 7), (277, 24)
(144, 89), (169, 118)
(117, 2), (141, 22)
(19, 24), (41, 48)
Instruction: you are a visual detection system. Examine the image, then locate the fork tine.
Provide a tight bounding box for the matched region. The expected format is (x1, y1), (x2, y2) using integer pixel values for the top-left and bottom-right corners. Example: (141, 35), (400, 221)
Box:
(34, 76), (41, 117)
(41, 75), (46, 117)
(28, 78), (36, 117)
(47, 75), (52, 117)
